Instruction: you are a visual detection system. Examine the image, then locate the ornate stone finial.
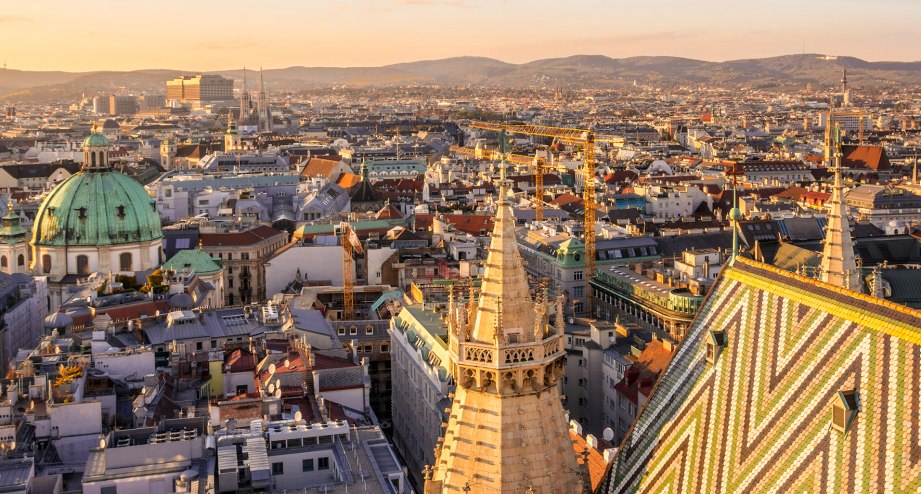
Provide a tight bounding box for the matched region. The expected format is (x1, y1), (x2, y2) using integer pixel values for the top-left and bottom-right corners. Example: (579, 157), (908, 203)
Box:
(91, 122), (99, 134)
(466, 282), (476, 340)
(197, 238), (203, 251)
(555, 291), (565, 335)
(422, 464), (433, 480)
(447, 284), (458, 338)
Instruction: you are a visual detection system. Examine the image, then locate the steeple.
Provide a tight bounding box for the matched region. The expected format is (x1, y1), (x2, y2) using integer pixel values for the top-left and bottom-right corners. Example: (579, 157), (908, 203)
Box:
(0, 198), (26, 242)
(425, 130), (584, 493)
(820, 124), (861, 292)
(841, 67), (850, 108)
(728, 166), (742, 266)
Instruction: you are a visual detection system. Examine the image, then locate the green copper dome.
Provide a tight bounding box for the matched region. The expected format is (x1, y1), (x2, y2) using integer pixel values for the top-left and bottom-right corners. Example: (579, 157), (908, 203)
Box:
(0, 202), (27, 243)
(32, 170), (162, 247)
(82, 132), (109, 148)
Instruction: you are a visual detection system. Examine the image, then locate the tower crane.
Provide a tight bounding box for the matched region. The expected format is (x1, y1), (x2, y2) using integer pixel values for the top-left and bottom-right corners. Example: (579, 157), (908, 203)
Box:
(468, 121), (605, 283)
(337, 222), (364, 320)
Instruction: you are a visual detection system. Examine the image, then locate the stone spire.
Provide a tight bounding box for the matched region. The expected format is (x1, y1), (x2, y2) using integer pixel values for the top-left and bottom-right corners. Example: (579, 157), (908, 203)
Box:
(820, 124), (862, 292)
(425, 138), (583, 493)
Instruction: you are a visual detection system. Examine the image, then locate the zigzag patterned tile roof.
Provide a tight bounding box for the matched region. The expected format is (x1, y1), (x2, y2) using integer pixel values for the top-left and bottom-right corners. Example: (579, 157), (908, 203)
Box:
(599, 256), (921, 494)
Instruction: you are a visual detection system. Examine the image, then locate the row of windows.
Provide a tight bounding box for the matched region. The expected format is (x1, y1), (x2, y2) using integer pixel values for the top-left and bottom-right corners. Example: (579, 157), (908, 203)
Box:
(271, 457), (330, 475)
(39, 253), (134, 274)
(337, 325), (376, 336)
(0, 254), (25, 269)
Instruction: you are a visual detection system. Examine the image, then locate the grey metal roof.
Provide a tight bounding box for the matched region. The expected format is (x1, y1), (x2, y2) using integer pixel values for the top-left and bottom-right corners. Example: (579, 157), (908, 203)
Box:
(0, 458), (33, 489)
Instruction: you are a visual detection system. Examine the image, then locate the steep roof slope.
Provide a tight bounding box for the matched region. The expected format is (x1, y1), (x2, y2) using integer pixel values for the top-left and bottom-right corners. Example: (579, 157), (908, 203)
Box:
(600, 256), (921, 494)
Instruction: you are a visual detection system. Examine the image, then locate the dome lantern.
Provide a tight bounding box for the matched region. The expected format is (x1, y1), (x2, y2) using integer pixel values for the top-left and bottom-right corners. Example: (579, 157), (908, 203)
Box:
(82, 123), (111, 172)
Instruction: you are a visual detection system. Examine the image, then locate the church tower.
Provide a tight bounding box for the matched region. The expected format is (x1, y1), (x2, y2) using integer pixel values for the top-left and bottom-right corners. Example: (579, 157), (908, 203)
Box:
(820, 124), (861, 292)
(424, 158), (584, 493)
(0, 199), (30, 274)
(225, 114), (241, 152)
(257, 67), (271, 133)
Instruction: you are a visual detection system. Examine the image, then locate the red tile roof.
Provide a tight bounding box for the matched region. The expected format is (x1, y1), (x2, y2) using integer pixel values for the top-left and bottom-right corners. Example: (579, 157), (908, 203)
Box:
(571, 431), (607, 491)
(842, 145), (891, 171)
(301, 157), (344, 178)
(199, 225), (284, 248)
(415, 213), (495, 235)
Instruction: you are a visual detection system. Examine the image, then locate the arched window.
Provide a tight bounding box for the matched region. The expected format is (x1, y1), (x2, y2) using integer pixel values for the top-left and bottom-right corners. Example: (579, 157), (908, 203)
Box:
(76, 255), (89, 275)
(119, 252), (133, 272)
(0, 256), (7, 269)
(17, 254), (24, 267)
(42, 254), (51, 274)
(90, 152), (96, 167)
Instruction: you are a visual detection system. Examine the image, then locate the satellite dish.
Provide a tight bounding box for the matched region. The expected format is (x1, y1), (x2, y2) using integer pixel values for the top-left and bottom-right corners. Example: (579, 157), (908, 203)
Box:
(268, 383), (276, 394)
(268, 363), (276, 375)
(294, 411), (302, 422)
(602, 427), (615, 442)
(283, 359), (290, 368)
(97, 439), (105, 449)
(274, 389), (282, 399)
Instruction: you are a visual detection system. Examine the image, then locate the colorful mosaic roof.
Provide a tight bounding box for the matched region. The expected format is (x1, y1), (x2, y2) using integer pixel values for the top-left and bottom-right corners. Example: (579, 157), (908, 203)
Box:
(600, 256), (921, 493)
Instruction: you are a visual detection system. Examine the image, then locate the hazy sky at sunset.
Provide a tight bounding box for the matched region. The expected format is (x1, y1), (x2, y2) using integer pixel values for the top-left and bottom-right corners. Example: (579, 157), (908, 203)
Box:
(2, 0), (919, 71)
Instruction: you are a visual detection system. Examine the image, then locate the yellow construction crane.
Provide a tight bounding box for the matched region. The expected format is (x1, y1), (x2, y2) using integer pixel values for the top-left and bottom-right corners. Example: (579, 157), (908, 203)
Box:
(468, 121), (600, 281)
(337, 222), (364, 320)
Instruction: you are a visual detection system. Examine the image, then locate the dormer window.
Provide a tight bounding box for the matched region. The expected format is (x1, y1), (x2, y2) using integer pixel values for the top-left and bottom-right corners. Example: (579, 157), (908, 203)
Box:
(706, 330), (727, 364)
(832, 390), (860, 436)
(116, 205), (126, 219)
(77, 207), (87, 220)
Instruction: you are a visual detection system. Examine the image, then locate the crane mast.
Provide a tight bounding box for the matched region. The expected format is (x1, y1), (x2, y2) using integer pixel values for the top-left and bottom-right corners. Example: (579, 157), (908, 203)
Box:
(338, 222), (365, 320)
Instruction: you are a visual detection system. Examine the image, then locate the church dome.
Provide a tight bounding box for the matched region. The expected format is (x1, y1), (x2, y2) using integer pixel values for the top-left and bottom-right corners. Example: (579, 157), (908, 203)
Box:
(32, 170), (162, 247)
(82, 132), (109, 148)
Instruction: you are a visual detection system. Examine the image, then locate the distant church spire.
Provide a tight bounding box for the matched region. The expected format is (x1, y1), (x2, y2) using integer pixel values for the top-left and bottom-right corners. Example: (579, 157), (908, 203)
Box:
(820, 124), (861, 292)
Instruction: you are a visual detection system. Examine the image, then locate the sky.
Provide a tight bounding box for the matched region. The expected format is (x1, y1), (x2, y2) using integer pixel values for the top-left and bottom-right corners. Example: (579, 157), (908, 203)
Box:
(2, 0), (920, 72)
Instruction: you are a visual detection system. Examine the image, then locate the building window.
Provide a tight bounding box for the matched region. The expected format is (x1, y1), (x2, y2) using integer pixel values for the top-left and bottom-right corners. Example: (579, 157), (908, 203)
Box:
(76, 255), (89, 275)
(100, 486), (117, 494)
(272, 462), (284, 475)
(365, 325), (374, 335)
(303, 459), (314, 472)
(318, 457), (330, 470)
(350, 326), (357, 335)
(574, 270), (583, 281)
(338, 326), (346, 336)
(573, 286), (584, 298)
(119, 252), (133, 271)
(17, 254), (23, 267)
(706, 330), (727, 364)
(196, 341), (203, 351)
(381, 343), (390, 353)
(832, 390), (860, 436)
(0, 256), (6, 268)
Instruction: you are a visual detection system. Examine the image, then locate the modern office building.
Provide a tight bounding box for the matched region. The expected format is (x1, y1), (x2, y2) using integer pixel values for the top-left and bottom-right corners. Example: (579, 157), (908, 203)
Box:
(166, 75), (234, 106)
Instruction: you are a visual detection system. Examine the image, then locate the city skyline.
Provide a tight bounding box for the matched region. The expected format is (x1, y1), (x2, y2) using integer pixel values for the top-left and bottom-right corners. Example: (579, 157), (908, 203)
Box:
(1, 0), (920, 72)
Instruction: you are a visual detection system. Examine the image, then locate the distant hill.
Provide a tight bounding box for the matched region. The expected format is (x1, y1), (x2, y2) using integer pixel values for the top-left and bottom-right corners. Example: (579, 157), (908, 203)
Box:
(2, 54), (920, 101)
